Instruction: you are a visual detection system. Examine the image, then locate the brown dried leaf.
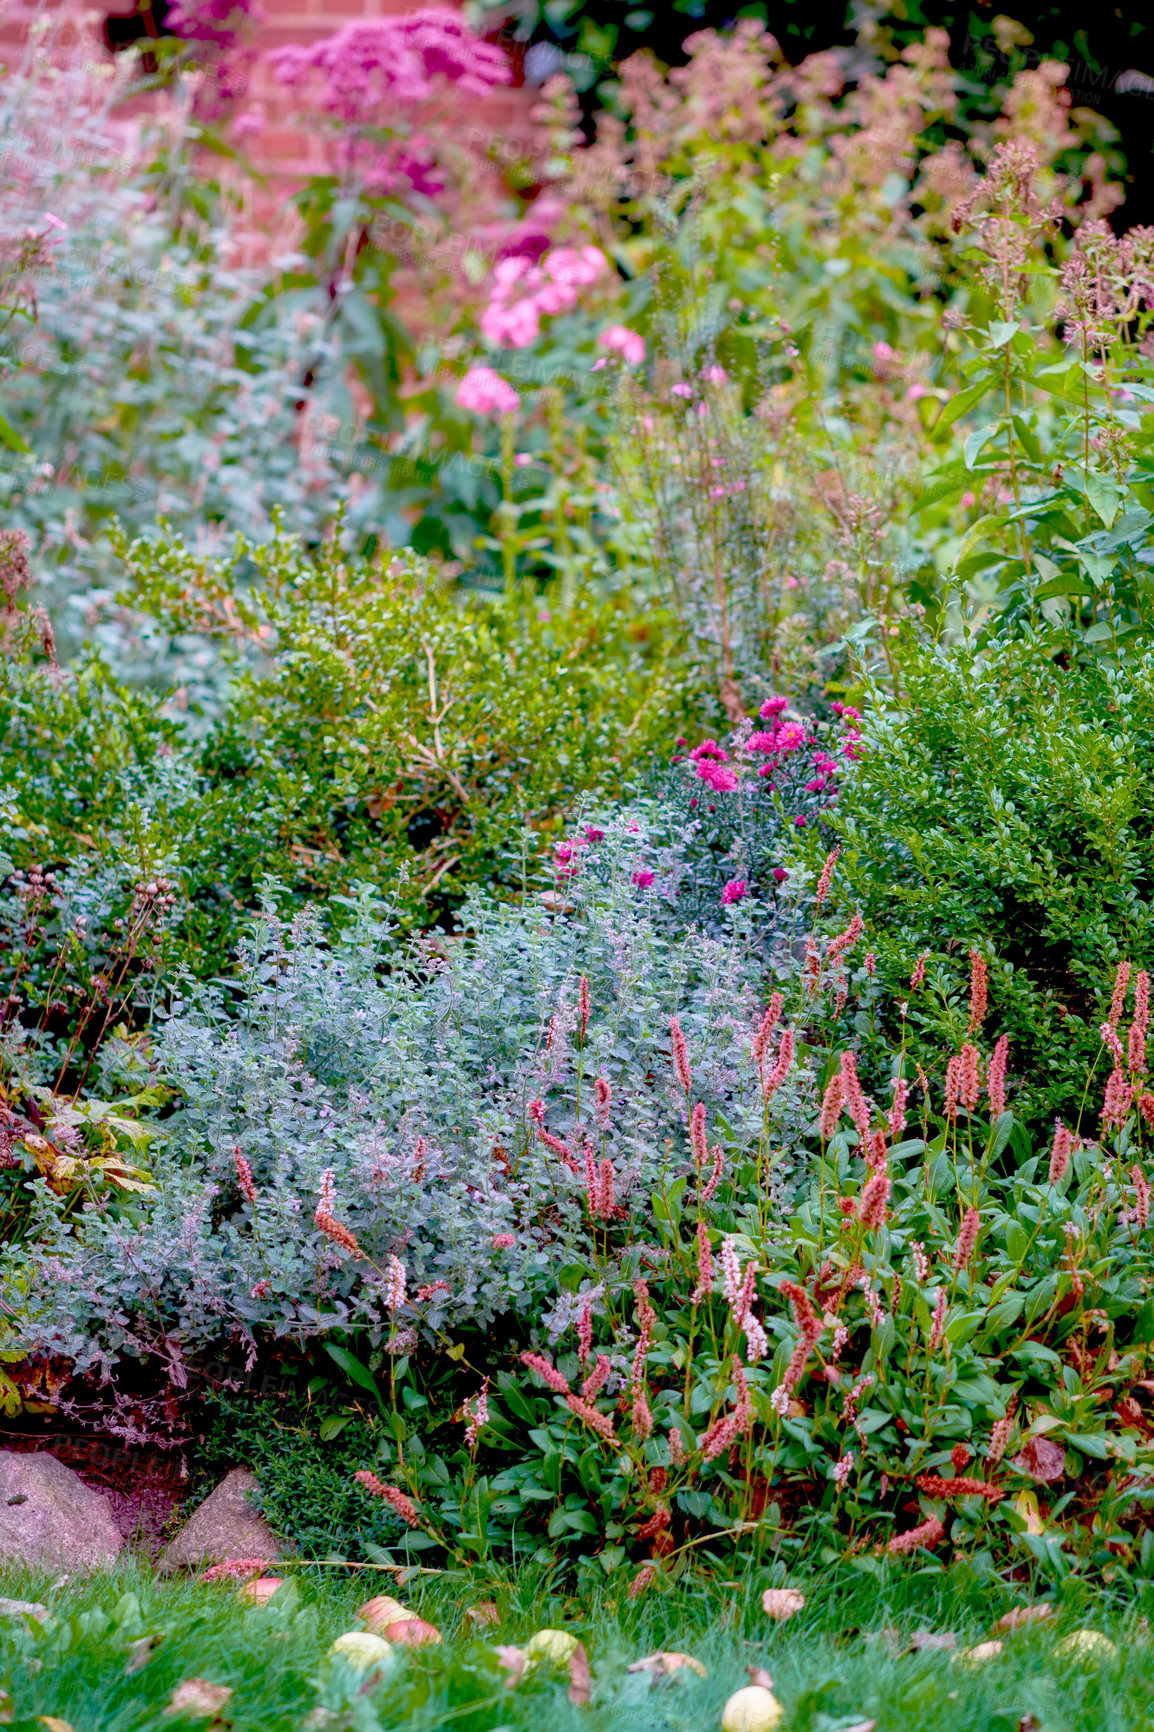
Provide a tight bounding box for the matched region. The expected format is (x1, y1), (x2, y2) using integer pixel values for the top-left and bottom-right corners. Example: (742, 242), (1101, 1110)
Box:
(1017, 1717), (1041, 1732)
(626, 1651), (708, 1681)
(761, 1588), (806, 1622)
(1011, 1436), (1066, 1484)
(465, 1601), (500, 1629)
(908, 1631), (956, 1652)
(567, 1641), (592, 1706)
(746, 1665), (775, 1689)
(125, 1634), (163, 1675)
(163, 1678), (233, 1719)
(995, 1604), (1053, 1633)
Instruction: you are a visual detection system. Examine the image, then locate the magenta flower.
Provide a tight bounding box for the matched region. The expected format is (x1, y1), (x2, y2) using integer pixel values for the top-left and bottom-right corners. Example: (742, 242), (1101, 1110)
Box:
(760, 695), (788, 718)
(456, 366), (519, 416)
(632, 869), (655, 889)
(584, 827), (604, 843)
(794, 815), (806, 828)
(773, 867), (788, 883)
(721, 878), (748, 905)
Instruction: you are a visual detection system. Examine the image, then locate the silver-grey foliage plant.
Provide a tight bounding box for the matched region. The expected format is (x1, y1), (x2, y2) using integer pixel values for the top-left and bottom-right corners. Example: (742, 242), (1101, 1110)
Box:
(3, 820), (808, 1377)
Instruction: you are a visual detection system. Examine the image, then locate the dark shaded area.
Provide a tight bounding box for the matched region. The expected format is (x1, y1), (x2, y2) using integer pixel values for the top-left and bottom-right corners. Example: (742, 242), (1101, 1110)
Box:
(103, 0), (169, 54)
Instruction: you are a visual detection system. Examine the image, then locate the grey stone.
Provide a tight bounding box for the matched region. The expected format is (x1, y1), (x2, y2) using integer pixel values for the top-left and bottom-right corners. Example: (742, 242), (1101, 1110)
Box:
(0, 1596), (48, 1620)
(157, 1467), (282, 1574)
(0, 1451), (123, 1572)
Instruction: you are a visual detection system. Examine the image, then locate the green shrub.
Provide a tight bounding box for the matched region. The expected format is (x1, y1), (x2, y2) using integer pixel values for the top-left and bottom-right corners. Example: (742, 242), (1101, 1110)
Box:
(806, 636), (1154, 1127)
(0, 529), (695, 977)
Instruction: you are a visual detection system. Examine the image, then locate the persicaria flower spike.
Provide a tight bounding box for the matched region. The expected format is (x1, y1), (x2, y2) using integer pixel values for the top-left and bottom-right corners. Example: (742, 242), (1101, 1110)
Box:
(987, 1034), (1008, 1119)
(233, 1147), (257, 1207)
(764, 1028), (794, 1100)
(967, 949), (989, 1032)
(858, 1168), (890, 1230)
(701, 1143), (724, 1202)
(670, 1017), (691, 1092)
(1108, 959), (1132, 1032)
(819, 1072), (845, 1140)
(887, 1517), (945, 1555)
(839, 1051), (871, 1141)
(578, 975), (590, 1042)
(354, 1472), (421, 1527)
(815, 846), (840, 907)
(751, 993), (784, 1069)
(384, 1255), (406, 1311)
(953, 1206), (981, 1272)
(1129, 969), (1150, 1074)
(1049, 1121), (1072, 1186)
(593, 1076), (612, 1129)
(520, 1351), (571, 1394)
(690, 1100), (708, 1169)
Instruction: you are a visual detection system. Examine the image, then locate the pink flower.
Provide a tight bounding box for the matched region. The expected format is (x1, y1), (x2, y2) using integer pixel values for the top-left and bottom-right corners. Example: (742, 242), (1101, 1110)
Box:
(815, 846), (840, 908)
(597, 324), (645, 366)
(456, 366), (519, 416)
(670, 382), (694, 399)
(492, 1233), (515, 1249)
(968, 949), (989, 1032)
(354, 1472), (422, 1527)
(690, 1100), (708, 1170)
(1130, 969), (1150, 1073)
(670, 1017), (692, 1092)
(987, 1034), (1008, 1119)
(760, 696), (788, 718)
(953, 1207), (981, 1272)
(1108, 961), (1132, 1032)
(267, 8), (510, 120)
(772, 867), (788, 884)
(233, 1147), (257, 1207)
(250, 1280), (270, 1299)
(463, 1378), (489, 1450)
(702, 364), (728, 382)
(594, 1075), (612, 1129)
(631, 868), (655, 889)
(721, 878), (748, 905)
(520, 1351), (571, 1394)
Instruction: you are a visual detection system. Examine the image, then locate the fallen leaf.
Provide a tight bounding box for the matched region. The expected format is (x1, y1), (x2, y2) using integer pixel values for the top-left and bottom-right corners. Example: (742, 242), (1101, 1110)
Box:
(1017, 1717), (1041, 1732)
(626, 1651), (708, 1681)
(746, 1665), (775, 1689)
(951, 1640), (1003, 1666)
(995, 1604), (1053, 1633)
(495, 1644), (527, 1685)
(163, 1678), (233, 1719)
(908, 1631), (956, 1651)
(761, 1588), (806, 1622)
(567, 1641), (592, 1706)
(1011, 1436), (1066, 1484)
(36, 1720), (74, 1732)
(465, 1601), (500, 1628)
(843, 1722), (878, 1732)
(1013, 1489), (1047, 1536)
(864, 1626), (902, 1655)
(125, 1634), (163, 1675)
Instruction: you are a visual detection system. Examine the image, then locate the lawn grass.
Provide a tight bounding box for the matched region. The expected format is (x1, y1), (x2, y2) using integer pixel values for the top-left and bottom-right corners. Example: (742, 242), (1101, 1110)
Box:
(1, 1559), (1151, 1731)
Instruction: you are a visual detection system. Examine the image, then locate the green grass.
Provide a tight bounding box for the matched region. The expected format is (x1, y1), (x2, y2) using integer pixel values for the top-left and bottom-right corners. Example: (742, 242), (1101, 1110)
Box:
(1, 1560), (1152, 1731)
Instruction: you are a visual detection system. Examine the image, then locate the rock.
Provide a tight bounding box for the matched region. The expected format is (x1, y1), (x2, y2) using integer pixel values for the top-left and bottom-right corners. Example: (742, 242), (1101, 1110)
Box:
(0, 1597), (48, 1621)
(157, 1468), (282, 1575)
(0, 1451), (122, 1572)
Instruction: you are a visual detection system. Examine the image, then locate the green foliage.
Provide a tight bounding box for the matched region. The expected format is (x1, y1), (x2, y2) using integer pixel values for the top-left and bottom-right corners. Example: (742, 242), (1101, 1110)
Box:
(0, 529), (691, 975)
(810, 636), (1154, 1126)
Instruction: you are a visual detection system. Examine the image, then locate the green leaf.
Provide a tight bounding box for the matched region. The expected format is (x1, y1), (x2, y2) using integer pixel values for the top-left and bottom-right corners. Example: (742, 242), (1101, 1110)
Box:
(0, 411), (29, 453)
(325, 1343), (384, 1405)
(935, 378), (994, 431)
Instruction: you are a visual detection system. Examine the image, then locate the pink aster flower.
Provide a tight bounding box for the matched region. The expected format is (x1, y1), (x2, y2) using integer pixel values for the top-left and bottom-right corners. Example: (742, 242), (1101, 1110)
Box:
(721, 878), (748, 905)
(632, 868), (655, 889)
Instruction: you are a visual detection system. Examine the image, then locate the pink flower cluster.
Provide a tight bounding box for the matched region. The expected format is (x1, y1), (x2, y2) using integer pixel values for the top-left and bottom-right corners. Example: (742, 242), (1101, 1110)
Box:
(169, 0), (263, 49)
(480, 246), (609, 349)
(269, 9), (510, 126)
(596, 324), (646, 366)
(456, 366), (519, 417)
